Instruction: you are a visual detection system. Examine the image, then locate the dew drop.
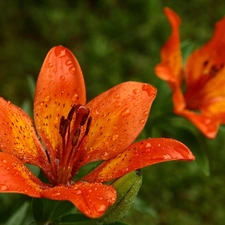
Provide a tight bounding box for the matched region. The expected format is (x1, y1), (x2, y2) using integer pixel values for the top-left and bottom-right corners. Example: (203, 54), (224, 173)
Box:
(133, 89), (140, 94)
(47, 62), (54, 68)
(72, 94), (79, 102)
(0, 184), (8, 191)
(112, 134), (118, 141)
(60, 75), (65, 81)
(69, 66), (76, 75)
(2, 159), (7, 163)
(139, 119), (145, 124)
(53, 117), (59, 124)
(121, 108), (131, 117)
(44, 95), (51, 103)
(163, 154), (172, 160)
(96, 204), (106, 213)
(65, 60), (73, 66)
(114, 100), (121, 107)
(146, 142), (151, 148)
(114, 94), (120, 99)
(101, 151), (109, 160)
(76, 190), (82, 194)
(55, 46), (66, 57)
(143, 111), (148, 116)
(142, 84), (155, 96)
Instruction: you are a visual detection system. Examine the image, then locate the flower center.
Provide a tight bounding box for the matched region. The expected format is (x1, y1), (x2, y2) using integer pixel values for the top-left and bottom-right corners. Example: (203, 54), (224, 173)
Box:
(57, 104), (92, 185)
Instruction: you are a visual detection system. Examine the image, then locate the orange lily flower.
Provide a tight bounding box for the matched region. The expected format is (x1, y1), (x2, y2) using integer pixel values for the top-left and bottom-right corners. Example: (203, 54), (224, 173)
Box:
(155, 7), (225, 139)
(0, 46), (194, 218)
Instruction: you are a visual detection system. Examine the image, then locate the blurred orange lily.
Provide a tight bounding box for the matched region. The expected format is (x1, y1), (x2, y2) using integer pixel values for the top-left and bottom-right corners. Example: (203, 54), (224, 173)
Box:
(155, 7), (225, 139)
(0, 46), (194, 218)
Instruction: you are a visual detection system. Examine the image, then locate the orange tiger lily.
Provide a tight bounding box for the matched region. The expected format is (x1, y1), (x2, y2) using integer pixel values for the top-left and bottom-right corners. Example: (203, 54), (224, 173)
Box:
(155, 7), (225, 139)
(0, 46), (194, 218)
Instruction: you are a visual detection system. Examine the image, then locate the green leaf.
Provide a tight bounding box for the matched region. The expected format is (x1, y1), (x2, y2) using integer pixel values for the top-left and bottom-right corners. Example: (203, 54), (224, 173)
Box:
(5, 202), (29, 225)
(99, 171), (142, 224)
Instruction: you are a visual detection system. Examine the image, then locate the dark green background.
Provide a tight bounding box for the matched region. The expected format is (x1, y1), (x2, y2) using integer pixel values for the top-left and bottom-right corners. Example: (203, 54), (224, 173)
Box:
(1, 0), (225, 224)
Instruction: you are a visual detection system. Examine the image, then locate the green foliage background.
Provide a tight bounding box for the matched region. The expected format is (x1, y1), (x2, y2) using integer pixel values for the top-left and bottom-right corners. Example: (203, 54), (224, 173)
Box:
(1, 0), (225, 224)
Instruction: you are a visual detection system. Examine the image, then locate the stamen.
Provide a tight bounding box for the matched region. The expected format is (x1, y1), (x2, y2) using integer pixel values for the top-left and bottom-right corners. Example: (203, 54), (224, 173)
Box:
(57, 104), (92, 184)
(67, 105), (76, 121)
(85, 116), (92, 135)
(72, 128), (81, 146)
(59, 116), (69, 137)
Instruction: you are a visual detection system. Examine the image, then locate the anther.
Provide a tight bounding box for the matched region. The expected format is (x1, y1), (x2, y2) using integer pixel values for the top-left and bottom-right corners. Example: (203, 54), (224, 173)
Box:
(67, 105), (76, 121)
(75, 105), (90, 126)
(85, 116), (92, 135)
(59, 116), (69, 137)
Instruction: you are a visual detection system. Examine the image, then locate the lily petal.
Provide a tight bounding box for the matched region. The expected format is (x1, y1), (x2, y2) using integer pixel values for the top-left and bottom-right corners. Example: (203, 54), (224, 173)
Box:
(83, 138), (195, 183)
(34, 46), (86, 162)
(0, 152), (45, 197)
(41, 182), (116, 218)
(83, 82), (157, 163)
(185, 17), (225, 88)
(178, 110), (219, 139)
(155, 7), (182, 85)
(0, 97), (49, 170)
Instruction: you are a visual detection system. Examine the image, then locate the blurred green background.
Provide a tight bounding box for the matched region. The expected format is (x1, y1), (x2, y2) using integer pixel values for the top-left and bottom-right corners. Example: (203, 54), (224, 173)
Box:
(1, 0), (225, 224)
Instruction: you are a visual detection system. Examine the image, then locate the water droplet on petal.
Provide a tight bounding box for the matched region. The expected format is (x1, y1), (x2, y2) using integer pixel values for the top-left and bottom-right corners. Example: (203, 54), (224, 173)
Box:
(76, 190), (82, 194)
(114, 94), (120, 99)
(101, 151), (109, 160)
(44, 95), (51, 103)
(72, 94), (79, 102)
(60, 75), (65, 81)
(143, 111), (148, 116)
(142, 84), (155, 97)
(96, 204), (106, 213)
(121, 108), (131, 117)
(139, 119), (145, 124)
(53, 117), (59, 124)
(114, 100), (121, 107)
(65, 60), (73, 66)
(133, 89), (140, 94)
(0, 184), (8, 191)
(112, 134), (118, 141)
(55, 46), (66, 57)
(163, 154), (172, 159)
(146, 142), (151, 148)
(47, 62), (54, 68)
(69, 66), (76, 75)
(2, 159), (7, 163)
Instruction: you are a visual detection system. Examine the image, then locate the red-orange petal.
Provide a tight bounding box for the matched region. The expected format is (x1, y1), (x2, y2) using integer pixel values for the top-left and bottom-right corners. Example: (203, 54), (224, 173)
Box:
(178, 109), (219, 139)
(0, 97), (49, 171)
(41, 182), (116, 218)
(34, 46), (86, 163)
(0, 152), (45, 197)
(83, 138), (195, 183)
(82, 82), (157, 164)
(185, 17), (225, 88)
(155, 7), (182, 85)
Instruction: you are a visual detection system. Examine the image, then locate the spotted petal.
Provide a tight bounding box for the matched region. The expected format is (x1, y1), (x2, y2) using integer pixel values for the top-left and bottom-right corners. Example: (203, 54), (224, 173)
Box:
(0, 152), (45, 197)
(83, 138), (195, 183)
(34, 46), (86, 163)
(41, 182), (116, 218)
(0, 97), (49, 171)
(82, 82), (157, 164)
